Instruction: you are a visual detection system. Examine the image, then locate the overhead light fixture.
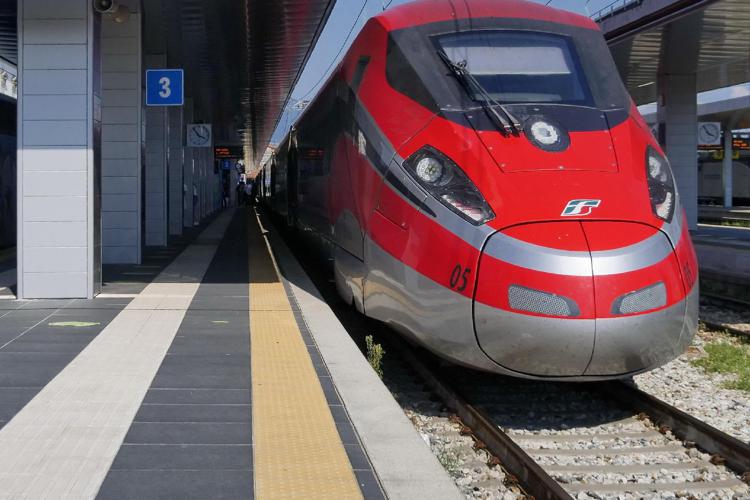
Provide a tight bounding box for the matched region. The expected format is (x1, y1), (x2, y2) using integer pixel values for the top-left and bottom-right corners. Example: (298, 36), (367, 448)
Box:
(637, 81), (655, 88)
(92, 0), (130, 23)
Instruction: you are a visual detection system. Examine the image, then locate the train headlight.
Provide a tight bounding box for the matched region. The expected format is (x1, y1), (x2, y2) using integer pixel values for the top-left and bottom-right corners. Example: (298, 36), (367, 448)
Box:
(524, 116), (569, 152)
(415, 156), (449, 185)
(404, 146), (494, 225)
(646, 146), (676, 222)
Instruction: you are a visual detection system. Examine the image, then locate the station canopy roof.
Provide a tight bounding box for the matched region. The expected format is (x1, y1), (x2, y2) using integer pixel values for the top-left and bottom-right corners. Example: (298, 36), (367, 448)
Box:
(598, 0), (750, 105)
(0, 2), (15, 65)
(151, 0), (335, 165)
(0, 0), (335, 165)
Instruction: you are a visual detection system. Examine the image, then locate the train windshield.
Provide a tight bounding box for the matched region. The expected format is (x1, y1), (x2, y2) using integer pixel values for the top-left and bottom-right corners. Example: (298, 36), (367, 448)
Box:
(437, 31), (594, 106)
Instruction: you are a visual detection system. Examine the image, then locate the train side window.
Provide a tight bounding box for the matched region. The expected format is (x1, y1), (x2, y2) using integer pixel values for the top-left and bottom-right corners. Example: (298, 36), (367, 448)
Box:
(351, 56), (371, 92)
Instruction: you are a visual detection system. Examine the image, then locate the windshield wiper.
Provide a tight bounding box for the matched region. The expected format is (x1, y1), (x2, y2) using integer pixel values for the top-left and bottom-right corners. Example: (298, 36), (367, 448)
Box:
(438, 50), (522, 136)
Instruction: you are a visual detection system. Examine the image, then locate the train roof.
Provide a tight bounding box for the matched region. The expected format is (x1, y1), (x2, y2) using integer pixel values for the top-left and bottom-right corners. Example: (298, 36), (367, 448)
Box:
(375, 0), (599, 32)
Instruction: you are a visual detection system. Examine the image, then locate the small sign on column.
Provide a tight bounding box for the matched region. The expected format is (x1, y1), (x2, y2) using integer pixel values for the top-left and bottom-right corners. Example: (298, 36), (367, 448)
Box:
(146, 69), (184, 106)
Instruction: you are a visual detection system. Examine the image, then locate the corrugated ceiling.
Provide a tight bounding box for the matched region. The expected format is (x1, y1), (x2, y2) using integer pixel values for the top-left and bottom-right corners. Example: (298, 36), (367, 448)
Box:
(605, 0), (750, 104)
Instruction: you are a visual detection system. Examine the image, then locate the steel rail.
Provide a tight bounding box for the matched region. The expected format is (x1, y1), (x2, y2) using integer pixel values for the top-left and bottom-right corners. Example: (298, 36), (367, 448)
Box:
(394, 336), (750, 498)
(603, 382), (750, 479)
(393, 336), (573, 500)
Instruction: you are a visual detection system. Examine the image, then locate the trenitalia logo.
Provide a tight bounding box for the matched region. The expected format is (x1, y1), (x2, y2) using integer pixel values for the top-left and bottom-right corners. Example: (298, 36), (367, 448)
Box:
(561, 199), (601, 217)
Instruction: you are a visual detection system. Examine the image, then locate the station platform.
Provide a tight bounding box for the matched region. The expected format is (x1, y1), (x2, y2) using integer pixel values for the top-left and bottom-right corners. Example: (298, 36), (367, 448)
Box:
(692, 223), (750, 282)
(0, 208), (459, 499)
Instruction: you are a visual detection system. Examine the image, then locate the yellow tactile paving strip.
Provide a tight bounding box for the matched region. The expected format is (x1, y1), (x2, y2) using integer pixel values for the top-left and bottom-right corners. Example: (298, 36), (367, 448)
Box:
(248, 212), (363, 500)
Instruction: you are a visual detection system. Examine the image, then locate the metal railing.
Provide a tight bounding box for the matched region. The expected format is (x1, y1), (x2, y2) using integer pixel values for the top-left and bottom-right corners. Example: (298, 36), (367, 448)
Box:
(591, 0), (643, 21)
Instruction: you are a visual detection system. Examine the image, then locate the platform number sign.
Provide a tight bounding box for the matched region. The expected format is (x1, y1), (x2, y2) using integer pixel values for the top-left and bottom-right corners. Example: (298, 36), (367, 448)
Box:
(146, 69), (184, 106)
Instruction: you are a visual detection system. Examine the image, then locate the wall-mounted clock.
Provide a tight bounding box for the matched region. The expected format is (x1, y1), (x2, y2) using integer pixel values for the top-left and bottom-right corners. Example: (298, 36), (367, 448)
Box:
(187, 123), (212, 148)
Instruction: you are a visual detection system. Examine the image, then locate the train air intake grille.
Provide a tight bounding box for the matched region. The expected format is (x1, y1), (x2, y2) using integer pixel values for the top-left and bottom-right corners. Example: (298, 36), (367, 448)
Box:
(508, 285), (580, 317)
(612, 282), (667, 315)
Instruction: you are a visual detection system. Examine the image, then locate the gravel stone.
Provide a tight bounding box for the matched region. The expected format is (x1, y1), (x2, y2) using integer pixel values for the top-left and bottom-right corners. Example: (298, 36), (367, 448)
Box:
(634, 312), (750, 444)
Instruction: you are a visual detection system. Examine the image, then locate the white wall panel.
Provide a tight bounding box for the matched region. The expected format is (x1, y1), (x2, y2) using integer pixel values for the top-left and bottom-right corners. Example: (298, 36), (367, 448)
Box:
(23, 120), (86, 146)
(23, 95), (87, 120)
(24, 0), (87, 19)
(23, 69), (87, 95)
(24, 45), (87, 70)
(102, 211), (138, 229)
(102, 107), (138, 124)
(24, 171), (87, 196)
(23, 196), (87, 222)
(102, 124), (139, 142)
(143, 54), (168, 246)
(23, 20), (87, 44)
(22, 147), (87, 171)
(23, 273), (87, 299)
(24, 247), (87, 273)
(98, 11), (142, 264)
(24, 222), (87, 247)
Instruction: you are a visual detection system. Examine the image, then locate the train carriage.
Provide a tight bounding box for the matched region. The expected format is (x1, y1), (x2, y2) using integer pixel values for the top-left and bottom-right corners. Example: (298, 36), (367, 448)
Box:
(262, 0), (699, 380)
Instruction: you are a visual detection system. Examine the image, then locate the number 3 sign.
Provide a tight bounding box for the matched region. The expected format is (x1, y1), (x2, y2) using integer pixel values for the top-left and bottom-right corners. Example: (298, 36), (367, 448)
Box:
(146, 69), (184, 106)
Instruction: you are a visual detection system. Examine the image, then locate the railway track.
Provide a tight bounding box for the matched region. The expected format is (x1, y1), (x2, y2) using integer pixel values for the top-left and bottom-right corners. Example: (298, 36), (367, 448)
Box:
(395, 338), (750, 499)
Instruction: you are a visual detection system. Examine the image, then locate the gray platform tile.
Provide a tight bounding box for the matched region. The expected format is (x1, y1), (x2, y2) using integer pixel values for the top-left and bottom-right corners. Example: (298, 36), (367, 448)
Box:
(96, 470), (253, 500)
(345, 444), (372, 471)
(157, 354), (250, 377)
(2, 339), (97, 354)
(0, 390), (37, 420)
(0, 308), (56, 323)
(171, 323), (250, 338)
(135, 403), (251, 423)
(187, 298), (249, 311)
(329, 404), (349, 423)
(110, 444), (253, 471)
(101, 283), (147, 295)
(14, 299), (75, 310)
(167, 337), (250, 356)
(151, 373), (252, 390)
(46, 308), (121, 319)
(65, 298), (134, 309)
(0, 301), (23, 311)
(143, 388), (251, 405)
(124, 422), (252, 445)
(335, 420), (359, 445)
(181, 308), (249, 318)
(355, 469), (387, 500)
(319, 375), (343, 406)
(193, 284), (249, 296)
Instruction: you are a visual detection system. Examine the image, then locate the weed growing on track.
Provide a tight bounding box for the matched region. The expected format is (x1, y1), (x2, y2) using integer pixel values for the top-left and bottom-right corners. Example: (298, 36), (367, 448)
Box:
(692, 335), (750, 391)
(366, 335), (385, 379)
(436, 449), (461, 477)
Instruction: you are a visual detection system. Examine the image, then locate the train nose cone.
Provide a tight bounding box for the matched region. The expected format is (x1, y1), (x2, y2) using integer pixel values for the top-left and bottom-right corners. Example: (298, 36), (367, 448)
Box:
(473, 222), (596, 377)
(473, 222), (692, 378)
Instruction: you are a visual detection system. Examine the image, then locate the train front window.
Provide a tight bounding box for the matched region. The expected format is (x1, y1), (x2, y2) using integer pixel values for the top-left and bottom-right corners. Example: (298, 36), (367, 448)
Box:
(437, 31), (594, 106)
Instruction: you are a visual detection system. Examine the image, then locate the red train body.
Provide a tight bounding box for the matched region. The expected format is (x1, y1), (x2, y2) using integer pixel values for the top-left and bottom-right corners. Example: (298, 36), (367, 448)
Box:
(261, 0), (698, 380)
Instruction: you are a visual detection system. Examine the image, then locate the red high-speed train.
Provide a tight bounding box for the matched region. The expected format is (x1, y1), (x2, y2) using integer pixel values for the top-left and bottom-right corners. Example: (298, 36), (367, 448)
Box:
(260, 0), (698, 380)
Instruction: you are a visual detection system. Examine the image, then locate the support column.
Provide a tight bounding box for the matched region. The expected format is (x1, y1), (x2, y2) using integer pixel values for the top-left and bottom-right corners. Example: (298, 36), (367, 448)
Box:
(167, 106), (184, 236)
(657, 73), (698, 228)
(656, 15), (701, 230)
(183, 99), (194, 228)
(144, 54), (168, 246)
(101, 11), (141, 263)
(722, 122), (733, 209)
(17, 0), (101, 298)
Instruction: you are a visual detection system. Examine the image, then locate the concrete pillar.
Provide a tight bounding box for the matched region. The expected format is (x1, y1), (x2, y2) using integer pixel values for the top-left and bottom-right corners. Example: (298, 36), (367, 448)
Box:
(17, 0), (101, 298)
(723, 123), (733, 209)
(656, 74), (698, 229)
(143, 54), (168, 246)
(656, 15), (701, 230)
(101, 11), (142, 264)
(167, 106), (183, 236)
(183, 99), (194, 228)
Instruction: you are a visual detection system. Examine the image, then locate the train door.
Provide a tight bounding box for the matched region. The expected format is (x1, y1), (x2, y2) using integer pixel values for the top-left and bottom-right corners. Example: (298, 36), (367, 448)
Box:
(286, 128), (299, 226)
